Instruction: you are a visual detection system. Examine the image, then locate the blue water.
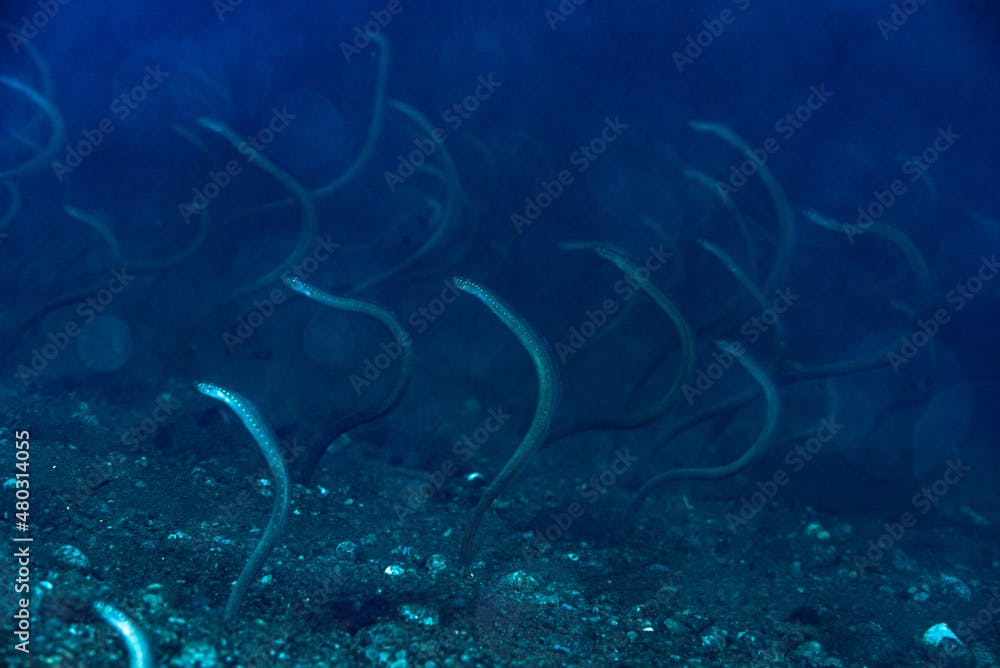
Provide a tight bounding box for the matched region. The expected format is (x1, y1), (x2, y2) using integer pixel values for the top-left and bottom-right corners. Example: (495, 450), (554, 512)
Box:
(3, 1), (999, 665)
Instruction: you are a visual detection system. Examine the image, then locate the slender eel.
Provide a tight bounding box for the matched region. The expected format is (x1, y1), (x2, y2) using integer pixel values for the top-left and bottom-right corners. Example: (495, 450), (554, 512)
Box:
(689, 121), (795, 294)
(455, 277), (560, 564)
(348, 99), (463, 294)
(93, 601), (153, 668)
(698, 238), (787, 374)
(196, 117), (318, 300)
(195, 382), (290, 621)
(282, 275), (414, 480)
(545, 242), (694, 445)
(629, 340), (781, 517)
(803, 209), (934, 315)
(0, 75), (65, 180)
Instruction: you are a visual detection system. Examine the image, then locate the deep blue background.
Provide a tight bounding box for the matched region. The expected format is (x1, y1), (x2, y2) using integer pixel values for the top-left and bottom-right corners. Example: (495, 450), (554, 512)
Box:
(2, 0), (999, 516)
